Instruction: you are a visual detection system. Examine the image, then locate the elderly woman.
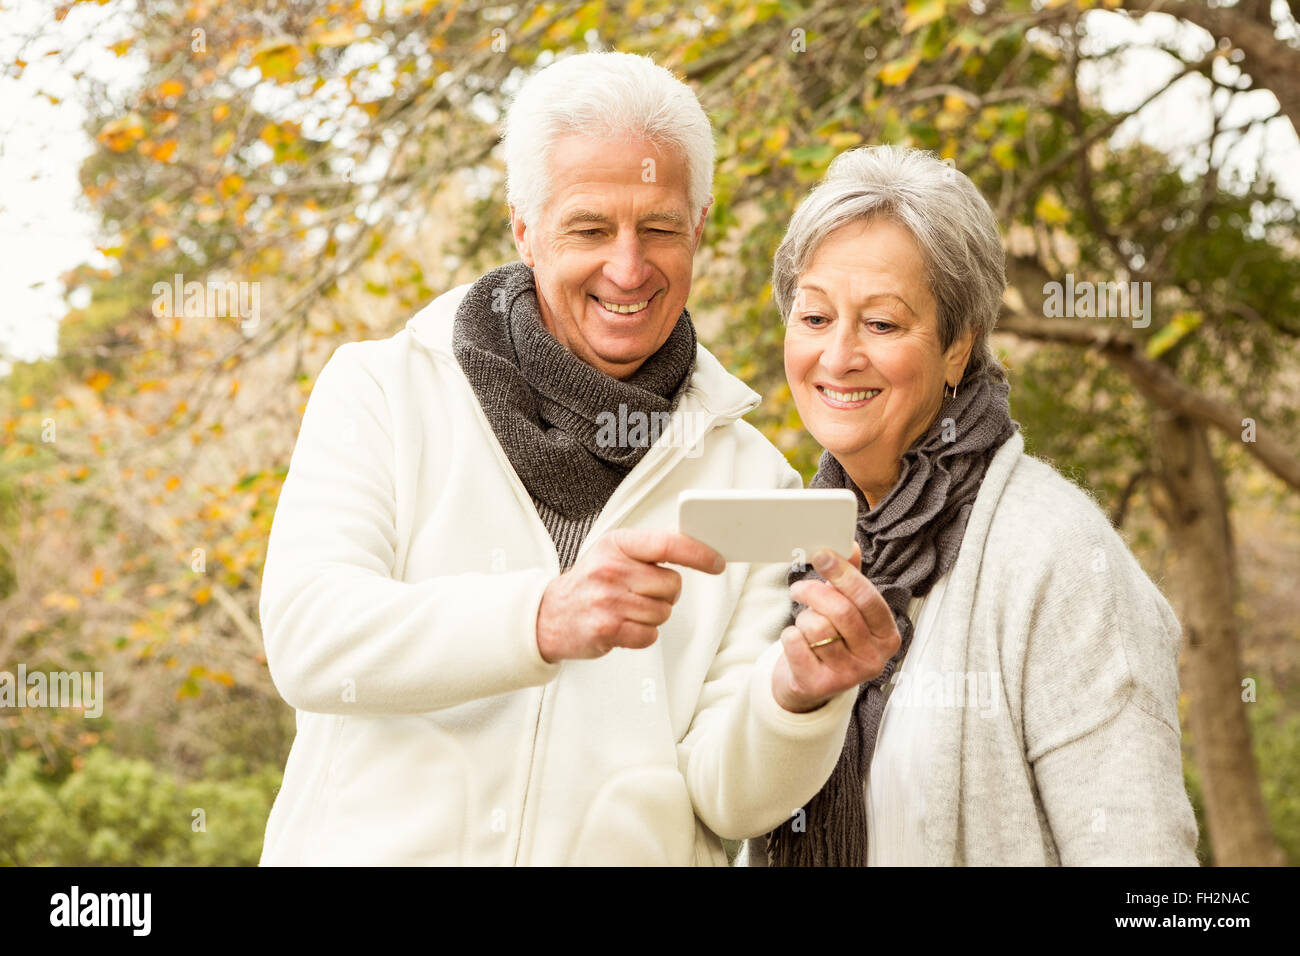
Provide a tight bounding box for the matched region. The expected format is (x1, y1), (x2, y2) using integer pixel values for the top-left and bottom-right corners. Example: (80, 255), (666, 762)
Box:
(743, 145), (1199, 866)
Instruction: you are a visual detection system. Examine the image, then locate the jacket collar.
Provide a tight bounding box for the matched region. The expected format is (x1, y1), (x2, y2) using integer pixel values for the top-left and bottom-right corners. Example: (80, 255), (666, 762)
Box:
(405, 275), (763, 424)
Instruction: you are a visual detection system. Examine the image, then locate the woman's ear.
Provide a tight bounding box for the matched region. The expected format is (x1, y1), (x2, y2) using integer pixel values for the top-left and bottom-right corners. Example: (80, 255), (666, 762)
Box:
(945, 327), (976, 386)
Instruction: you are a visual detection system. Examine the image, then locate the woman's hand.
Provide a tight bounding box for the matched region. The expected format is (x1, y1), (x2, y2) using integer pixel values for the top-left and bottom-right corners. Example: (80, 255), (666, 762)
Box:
(771, 542), (902, 713)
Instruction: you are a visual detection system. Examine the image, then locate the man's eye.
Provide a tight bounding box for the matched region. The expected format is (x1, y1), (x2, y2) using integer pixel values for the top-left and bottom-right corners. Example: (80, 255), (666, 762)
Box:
(649, 228), (675, 235)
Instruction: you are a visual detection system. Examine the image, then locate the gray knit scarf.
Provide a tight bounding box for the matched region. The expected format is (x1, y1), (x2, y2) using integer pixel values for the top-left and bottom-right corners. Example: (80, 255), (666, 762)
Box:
(452, 261), (697, 519)
(765, 369), (1018, 867)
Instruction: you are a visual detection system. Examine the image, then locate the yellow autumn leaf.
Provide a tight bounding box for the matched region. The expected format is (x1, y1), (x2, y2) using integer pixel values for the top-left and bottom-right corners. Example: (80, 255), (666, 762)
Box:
(213, 103), (229, 122)
(96, 112), (145, 152)
(156, 78), (185, 98)
(902, 0), (946, 33)
(942, 93), (971, 114)
(165, 475), (181, 491)
(193, 586), (212, 605)
(149, 138), (178, 162)
(878, 55), (921, 87)
(1034, 190), (1071, 225)
(251, 39), (302, 82)
(86, 369), (113, 391)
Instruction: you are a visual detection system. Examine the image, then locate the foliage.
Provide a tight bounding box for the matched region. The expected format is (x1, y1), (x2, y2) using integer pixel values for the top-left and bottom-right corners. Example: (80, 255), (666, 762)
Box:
(1182, 674), (1300, 866)
(0, 747), (280, 866)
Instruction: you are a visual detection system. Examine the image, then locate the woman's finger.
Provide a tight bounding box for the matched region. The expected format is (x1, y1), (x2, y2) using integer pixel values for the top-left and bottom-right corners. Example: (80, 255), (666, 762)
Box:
(794, 606), (857, 671)
(792, 578), (871, 648)
(810, 548), (897, 638)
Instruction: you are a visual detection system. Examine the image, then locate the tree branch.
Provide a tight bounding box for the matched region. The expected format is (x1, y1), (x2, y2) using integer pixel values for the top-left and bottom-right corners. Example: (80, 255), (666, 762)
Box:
(997, 307), (1300, 492)
(1121, 0), (1300, 136)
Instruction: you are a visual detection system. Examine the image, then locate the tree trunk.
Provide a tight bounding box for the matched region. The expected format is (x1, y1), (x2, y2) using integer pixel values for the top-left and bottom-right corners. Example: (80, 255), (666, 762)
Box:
(1150, 412), (1285, 865)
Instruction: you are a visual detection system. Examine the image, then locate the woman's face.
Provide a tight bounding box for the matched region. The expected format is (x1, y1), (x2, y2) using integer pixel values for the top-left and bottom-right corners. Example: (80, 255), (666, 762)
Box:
(783, 218), (973, 502)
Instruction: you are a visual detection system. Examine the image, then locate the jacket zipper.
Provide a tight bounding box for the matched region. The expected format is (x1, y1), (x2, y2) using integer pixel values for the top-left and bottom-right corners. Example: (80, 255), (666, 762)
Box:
(451, 383), (559, 867)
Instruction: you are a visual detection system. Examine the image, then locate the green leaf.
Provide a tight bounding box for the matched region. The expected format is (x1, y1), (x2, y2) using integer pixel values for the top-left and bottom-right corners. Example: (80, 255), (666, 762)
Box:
(1145, 311), (1203, 359)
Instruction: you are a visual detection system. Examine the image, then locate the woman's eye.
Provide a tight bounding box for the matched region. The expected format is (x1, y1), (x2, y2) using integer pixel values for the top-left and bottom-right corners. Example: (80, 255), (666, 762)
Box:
(866, 319), (895, 333)
(800, 314), (829, 328)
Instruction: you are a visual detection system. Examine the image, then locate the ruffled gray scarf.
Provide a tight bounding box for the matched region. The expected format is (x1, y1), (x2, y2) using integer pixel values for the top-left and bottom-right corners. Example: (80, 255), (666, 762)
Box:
(765, 369), (1018, 866)
(452, 261), (697, 520)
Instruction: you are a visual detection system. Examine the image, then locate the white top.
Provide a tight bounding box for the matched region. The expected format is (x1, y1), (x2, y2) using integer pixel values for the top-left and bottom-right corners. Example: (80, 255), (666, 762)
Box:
(865, 569), (951, 866)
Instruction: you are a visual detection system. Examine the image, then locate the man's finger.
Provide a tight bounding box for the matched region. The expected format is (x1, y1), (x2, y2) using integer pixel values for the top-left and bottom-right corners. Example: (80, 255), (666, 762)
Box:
(616, 528), (725, 574)
(631, 565), (683, 604)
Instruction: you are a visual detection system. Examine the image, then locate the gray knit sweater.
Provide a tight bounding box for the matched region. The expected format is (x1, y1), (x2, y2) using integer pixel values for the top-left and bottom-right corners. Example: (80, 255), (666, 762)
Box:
(741, 430), (1200, 865)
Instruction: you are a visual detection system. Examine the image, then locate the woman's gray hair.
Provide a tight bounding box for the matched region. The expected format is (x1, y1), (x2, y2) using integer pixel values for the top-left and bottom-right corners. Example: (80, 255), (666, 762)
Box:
(503, 51), (715, 229)
(772, 145), (1006, 383)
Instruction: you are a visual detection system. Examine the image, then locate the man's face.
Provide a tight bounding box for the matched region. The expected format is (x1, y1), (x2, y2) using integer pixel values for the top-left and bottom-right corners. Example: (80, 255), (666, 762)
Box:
(511, 133), (710, 379)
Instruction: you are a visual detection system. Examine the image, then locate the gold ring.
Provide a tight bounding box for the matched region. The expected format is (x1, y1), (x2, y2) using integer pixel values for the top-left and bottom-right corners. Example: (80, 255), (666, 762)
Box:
(807, 634), (844, 649)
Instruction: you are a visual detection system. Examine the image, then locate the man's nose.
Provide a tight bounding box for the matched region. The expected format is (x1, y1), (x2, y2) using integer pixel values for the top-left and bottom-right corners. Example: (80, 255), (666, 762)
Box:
(603, 230), (653, 292)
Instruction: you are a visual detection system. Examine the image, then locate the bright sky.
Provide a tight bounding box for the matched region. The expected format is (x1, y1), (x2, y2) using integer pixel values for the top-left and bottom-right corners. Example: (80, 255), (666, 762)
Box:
(1, 3), (1297, 376)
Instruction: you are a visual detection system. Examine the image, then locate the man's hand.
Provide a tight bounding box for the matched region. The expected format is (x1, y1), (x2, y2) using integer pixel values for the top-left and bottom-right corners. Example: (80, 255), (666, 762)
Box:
(536, 529), (726, 663)
(771, 542), (901, 713)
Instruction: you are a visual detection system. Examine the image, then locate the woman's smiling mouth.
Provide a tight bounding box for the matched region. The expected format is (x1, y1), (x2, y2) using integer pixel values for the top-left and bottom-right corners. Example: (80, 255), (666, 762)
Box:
(815, 384), (882, 408)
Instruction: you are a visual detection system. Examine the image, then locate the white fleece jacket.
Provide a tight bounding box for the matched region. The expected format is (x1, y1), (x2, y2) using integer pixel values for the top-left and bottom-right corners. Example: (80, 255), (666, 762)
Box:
(257, 279), (857, 866)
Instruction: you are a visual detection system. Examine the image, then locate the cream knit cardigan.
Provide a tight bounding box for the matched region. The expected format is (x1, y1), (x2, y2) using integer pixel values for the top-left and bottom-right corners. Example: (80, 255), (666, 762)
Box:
(744, 430), (1200, 866)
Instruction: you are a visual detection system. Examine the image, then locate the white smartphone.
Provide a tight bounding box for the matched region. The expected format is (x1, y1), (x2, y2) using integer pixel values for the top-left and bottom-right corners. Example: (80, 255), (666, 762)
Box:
(677, 489), (858, 565)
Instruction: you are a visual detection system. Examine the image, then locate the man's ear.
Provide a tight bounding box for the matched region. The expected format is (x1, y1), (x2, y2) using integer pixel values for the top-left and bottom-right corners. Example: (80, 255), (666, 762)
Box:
(945, 327), (976, 387)
(692, 195), (714, 251)
(510, 205), (536, 267)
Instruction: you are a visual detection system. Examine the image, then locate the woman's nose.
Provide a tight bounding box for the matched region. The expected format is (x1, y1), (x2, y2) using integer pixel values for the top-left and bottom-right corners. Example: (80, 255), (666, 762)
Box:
(820, 321), (866, 377)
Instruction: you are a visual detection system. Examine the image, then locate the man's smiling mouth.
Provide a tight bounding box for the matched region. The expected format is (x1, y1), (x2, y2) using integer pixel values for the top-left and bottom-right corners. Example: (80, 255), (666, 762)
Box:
(590, 293), (654, 315)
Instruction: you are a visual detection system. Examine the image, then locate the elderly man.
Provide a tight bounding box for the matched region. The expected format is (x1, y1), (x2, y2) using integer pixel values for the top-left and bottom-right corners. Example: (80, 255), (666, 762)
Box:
(257, 51), (892, 866)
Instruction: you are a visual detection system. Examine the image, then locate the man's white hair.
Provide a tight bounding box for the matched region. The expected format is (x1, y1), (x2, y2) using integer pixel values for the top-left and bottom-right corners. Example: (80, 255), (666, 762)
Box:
(502, 51), (715, 228)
